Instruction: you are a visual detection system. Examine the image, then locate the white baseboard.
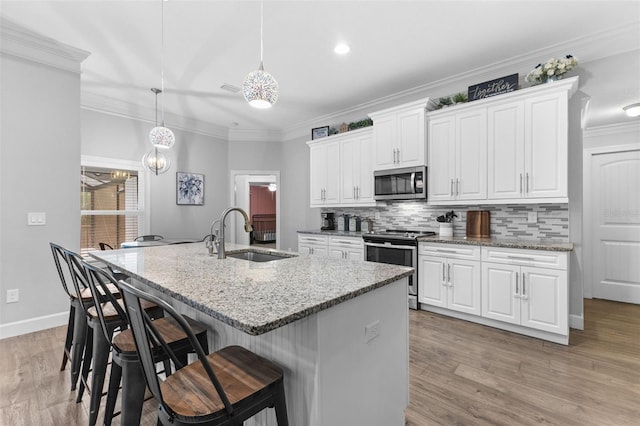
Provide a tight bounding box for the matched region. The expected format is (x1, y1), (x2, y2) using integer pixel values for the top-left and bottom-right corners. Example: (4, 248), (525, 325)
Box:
(0, 311), (68, 340)
(569, 314), (584, 331)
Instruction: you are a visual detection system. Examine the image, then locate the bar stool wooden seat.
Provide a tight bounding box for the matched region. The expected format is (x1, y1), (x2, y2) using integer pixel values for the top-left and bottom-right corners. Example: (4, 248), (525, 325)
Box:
(49, 242), (119, 391)
(119, 280), (289, 426)
(81, 261), (209, 426)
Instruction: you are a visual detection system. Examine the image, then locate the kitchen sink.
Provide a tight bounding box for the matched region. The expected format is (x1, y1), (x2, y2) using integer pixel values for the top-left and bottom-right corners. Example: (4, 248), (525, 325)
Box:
(225, 250), (294, 262)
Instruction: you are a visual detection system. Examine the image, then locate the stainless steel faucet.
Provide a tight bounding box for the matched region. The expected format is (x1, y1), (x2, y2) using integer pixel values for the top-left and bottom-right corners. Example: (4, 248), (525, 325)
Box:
(209, 207), (253, 259)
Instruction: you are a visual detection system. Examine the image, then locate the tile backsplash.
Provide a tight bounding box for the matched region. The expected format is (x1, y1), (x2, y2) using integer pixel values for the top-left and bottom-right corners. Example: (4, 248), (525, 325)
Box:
(323, 201), (569, 241)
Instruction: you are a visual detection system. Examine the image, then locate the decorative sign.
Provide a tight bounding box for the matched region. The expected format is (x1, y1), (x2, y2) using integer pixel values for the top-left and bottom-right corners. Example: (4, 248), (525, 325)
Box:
(468, 73), (518, 101)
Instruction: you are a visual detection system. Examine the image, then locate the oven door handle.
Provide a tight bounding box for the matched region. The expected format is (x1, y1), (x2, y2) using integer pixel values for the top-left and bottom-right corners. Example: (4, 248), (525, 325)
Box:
(364, 242), (417, 251)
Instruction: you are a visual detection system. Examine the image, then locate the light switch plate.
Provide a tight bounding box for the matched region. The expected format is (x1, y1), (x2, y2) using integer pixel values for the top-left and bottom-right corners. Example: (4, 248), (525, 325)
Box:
(527, 212), (537, 223)
(27, 212), (46, 226)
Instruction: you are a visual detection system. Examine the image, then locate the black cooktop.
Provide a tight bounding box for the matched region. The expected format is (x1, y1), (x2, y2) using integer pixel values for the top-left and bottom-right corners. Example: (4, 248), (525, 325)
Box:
(363, 229), (436, 243)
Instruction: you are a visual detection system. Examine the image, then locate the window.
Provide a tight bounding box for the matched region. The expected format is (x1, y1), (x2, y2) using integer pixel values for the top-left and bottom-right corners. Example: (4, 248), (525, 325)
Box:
(80, 157), (147, 255)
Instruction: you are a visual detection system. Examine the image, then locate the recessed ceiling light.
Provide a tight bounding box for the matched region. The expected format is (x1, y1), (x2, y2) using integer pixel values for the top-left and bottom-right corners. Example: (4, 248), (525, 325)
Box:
(334, 43), (350, 55)
(623, 103), (640, 117)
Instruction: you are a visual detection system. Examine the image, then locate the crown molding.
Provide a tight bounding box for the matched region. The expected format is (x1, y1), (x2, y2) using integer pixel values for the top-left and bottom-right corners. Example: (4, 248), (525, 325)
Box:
(282, 22), (640, 142)
(0, 16), (90, 73)
(81, 91), (229, 140)
(227, 128), (283, 143)
(584, 121), (640, 138)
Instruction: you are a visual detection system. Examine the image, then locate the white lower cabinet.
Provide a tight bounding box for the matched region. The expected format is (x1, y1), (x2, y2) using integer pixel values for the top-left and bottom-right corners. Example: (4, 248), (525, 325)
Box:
(298, 234), (363, 260)
(418, 243), (570, 344)
(328, 236), (364, 261)
(298, 234), (329, 257)
(418, 244), (481, 316)
(482, 247), (568, 335)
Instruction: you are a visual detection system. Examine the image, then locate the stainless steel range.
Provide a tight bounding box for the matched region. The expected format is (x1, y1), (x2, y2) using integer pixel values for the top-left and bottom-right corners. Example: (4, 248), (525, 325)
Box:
(363, 229), (436, 309)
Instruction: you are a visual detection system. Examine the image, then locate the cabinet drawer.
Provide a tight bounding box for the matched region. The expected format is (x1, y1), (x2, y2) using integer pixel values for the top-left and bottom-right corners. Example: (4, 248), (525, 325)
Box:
(481, 247), (567, 270)
(329, 236), (363, 247)
(298, 234), (329, 244)
(418, 243), (480, 260)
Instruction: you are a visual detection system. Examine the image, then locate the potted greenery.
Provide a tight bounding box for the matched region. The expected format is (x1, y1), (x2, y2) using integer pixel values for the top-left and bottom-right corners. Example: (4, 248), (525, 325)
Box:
(452, 92), (467, 104)
(436, 96), (453, 109)
(436, 210), (457, 237)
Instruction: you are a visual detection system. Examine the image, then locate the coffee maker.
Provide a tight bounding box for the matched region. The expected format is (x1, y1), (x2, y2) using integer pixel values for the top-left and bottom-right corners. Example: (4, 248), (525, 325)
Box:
(321, 212), (336, 230)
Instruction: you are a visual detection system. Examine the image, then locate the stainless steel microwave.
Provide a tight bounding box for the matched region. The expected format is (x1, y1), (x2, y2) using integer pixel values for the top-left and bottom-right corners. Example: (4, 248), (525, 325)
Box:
(374, 166), (427, 200)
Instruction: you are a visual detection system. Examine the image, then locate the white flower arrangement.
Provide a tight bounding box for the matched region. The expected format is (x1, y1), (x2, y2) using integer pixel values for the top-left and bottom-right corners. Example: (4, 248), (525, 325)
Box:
(525, 55), (578, 85)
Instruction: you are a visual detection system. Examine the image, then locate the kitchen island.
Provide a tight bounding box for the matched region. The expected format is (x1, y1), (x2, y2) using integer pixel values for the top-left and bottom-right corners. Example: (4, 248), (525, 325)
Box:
(91, 242), (413, 426)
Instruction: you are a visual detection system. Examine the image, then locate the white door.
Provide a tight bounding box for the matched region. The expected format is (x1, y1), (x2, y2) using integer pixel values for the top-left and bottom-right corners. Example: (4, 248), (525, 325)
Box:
(340, 137), (358, 204)
(373, 114), (396, 169)
(309, 144), (327, 206)
(487, 101), (525, 200)
(418, 255), (447, 308)
(428, 115), (456, 201)
(521, 266), (567, 334)
(482, 262), (520, 325)
(357, 134), (374, 203)
(592, 149), (640, 303)
(396, 107), (424, 167)
(456, 109), (487, 200)
(448, 259), (481, 315)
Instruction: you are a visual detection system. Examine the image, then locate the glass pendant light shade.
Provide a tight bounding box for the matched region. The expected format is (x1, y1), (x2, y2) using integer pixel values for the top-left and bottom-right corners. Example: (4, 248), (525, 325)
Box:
(149, 123), (175, 149)
(142, 148), (171, 175)
(243, 62), (279, 109)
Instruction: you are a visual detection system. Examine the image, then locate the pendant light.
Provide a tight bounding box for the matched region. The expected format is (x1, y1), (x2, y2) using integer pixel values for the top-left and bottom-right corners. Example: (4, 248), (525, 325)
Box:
(149, 0), (175, 149)
(242, 1), (279, 109)
(142, 147), (171, 176)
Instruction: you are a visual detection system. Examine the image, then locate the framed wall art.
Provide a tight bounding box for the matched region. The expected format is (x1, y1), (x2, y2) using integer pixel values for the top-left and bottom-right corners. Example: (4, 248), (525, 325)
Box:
(176, 172), (204, 205)
(311, 126), (329, 140)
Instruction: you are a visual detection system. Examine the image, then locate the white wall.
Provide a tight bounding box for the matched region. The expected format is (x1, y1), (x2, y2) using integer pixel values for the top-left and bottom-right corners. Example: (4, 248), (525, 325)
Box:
(81, 110), (229, 239)
(0, 53), (84, 332)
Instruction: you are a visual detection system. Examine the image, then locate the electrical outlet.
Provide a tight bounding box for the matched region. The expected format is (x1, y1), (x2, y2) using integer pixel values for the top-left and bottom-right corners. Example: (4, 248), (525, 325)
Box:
(27, 212), (46, 226)
(365, 320), (380, 343)
(6, 289), (19, 303)
(527, 212), (537, 223)
(374, 212), (381, 220)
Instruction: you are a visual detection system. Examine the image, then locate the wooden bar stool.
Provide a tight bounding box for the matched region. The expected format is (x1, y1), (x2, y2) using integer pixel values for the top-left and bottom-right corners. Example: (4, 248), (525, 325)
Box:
(50, 243), (119, 391)
(119, 280), (289, 426)
(81, 260), (209, 426)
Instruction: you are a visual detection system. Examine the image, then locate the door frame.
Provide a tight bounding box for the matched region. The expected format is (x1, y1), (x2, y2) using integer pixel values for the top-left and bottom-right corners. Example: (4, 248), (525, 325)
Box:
(228, 170), (280, 248)
(583, 142), (640, 298)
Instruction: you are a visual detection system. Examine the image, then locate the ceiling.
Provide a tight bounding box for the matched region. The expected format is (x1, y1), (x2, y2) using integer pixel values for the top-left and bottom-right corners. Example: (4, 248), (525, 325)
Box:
(2, 1), (639, 137)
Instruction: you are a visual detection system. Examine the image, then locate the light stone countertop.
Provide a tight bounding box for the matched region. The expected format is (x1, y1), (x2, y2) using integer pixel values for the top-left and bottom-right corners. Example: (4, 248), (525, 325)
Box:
(90, 242), (413, 336)
(299, 230), (573, 251)
(417, 235), (573, 251)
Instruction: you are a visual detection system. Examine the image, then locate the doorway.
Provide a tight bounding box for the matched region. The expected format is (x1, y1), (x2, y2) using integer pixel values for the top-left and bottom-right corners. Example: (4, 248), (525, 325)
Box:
(228, 170), (280, 249)
(584, 146), (640, 303)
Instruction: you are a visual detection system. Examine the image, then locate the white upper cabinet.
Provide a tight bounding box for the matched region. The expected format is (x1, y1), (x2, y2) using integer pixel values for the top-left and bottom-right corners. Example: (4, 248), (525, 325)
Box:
(340, 130), (374, 205)
(309, 139), (340, 206)
(428, 108), (487, 203)
(487, 91), (568, 201)
(428, 76), (577, 205)
(369, 98), (431, 171)
(308, 127), (375, 208)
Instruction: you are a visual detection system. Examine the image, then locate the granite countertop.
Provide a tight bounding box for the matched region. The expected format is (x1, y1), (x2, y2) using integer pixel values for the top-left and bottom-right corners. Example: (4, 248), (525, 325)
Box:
(417, 235), (573, 252)
(299, 230), (573, 251)
(298, 229), (366, 237)
(90, 243), (413, 336)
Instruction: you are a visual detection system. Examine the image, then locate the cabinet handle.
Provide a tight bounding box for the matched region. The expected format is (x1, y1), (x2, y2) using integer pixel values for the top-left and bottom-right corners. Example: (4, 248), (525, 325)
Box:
(353, 186), (356, 199)
(507, 255), (535, 261)
(356, 186), (360, 200)
(310, 247), (314, 255)
(522, 273), (527, 299)
(447, 264), (451, 283)
(450, 179), (454, 196)
(397, 149), (400, 163)
(526, 173), (530, 194)
(456, 178), (460, 196)
(442, 263), (446, 282)
(515, 272), (519, 296)
(520, 174), (523, 195)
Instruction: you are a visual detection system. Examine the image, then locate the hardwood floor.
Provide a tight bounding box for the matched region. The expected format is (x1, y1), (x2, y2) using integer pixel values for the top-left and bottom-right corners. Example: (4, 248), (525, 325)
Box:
(406, 299), (640, 426)
(1, 299), (638, 425)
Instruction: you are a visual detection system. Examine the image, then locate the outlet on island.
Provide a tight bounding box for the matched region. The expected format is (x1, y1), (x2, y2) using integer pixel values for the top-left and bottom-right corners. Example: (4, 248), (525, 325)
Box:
(365, 320), (380, 343)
